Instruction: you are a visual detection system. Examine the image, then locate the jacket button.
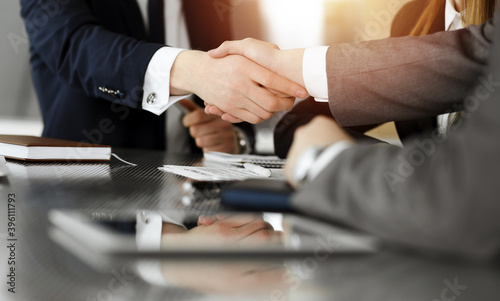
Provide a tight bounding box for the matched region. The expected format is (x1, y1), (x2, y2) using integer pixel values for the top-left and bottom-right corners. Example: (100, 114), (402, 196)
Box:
(116, 90), (126, 99)
(147, 93), (157, 104)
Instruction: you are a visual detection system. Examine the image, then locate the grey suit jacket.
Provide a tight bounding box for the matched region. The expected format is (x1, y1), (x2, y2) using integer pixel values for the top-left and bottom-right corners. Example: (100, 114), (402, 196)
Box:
(293, 14), (500, 259)
(327, 17), (496, 127)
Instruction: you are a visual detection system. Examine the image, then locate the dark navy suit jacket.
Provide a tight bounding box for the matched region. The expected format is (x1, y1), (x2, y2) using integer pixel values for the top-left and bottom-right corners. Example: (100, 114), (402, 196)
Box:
(21, 0), (248, 151)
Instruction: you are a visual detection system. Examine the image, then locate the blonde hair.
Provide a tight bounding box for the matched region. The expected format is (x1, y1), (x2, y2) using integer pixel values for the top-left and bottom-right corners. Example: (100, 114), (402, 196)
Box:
(409, 0), (497, 125)
(464, 0), (498, 25)
(410, 0), (497, 36)
(410, 0), (444, 36)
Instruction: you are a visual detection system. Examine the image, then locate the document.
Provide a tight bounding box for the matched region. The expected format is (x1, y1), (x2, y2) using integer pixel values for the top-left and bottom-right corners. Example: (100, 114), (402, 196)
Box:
(204, 152), (286, 168)
(159, 165), (285, 181)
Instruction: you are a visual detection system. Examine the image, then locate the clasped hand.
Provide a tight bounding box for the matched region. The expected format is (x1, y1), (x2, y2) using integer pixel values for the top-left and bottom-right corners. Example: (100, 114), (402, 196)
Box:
(204, 38), (307, 123)
(161, 213), (280, 247)
(170, 39), (307, 124)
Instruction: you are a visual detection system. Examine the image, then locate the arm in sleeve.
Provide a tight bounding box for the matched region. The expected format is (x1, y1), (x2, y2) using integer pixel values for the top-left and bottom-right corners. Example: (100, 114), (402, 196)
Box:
(292, 63), (500, 259)
(327, 17), (496, 126)
(21, 0), (163, 108)
(142, 47), (191, 115)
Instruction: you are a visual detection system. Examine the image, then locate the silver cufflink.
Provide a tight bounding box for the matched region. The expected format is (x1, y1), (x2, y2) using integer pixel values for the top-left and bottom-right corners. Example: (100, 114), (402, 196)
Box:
(147, 93), (157, 104)
(140, 211), (150, 224)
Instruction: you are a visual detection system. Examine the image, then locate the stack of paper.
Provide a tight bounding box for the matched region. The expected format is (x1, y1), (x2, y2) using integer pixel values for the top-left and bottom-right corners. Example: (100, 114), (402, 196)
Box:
(204, 151), (286, 168)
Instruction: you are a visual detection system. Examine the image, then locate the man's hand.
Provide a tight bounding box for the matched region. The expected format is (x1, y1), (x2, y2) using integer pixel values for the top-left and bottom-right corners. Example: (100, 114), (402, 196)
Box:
(161, 214), (280, 247)
(179, 99), (239, 154)
(205, 38), (306, 122)
(285, 116), (354, 187)
(209, 38), (305, 88)
(170, 50), (307, 124)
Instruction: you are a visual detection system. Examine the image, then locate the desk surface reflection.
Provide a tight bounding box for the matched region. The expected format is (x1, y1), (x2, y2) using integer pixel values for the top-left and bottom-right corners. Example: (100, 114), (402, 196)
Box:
(1, 149), (499, 301)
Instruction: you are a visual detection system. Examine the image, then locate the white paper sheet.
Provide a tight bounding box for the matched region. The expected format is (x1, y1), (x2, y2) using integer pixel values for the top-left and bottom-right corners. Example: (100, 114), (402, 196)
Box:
(159, 165), (285, 181)
(204, 152), (286, 168)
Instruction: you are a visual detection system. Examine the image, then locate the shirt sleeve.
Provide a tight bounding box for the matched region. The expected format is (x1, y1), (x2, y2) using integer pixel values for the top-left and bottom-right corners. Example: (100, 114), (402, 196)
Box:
(135, 210), (187, 252)
(136, 211), (163, 251)
(135, 210), (187, 286)
(302, 46), (329, 102)
(142, 47), (191, 115)
(306, 141), (354, 183)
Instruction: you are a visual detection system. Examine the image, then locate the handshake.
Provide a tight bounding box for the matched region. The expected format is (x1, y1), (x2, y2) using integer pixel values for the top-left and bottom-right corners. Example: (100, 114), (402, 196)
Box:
(170, 38), (308, 124)
(171, 39), (352, 187)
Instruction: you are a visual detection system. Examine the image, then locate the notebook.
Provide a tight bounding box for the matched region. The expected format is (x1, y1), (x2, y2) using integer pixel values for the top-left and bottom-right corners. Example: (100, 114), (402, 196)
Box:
(0, 135), (112, 161)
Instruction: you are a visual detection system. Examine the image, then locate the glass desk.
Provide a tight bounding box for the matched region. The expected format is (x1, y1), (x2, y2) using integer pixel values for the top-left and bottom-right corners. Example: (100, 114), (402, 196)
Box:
(1, 149), (499, 301)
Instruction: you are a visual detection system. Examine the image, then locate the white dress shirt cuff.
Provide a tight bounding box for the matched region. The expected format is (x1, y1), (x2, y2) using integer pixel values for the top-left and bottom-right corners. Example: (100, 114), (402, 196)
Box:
(135, 211), (165, 286)
(136, 211), (187, 252)
(136, 211), (163, 251)
(302, 46), (329, 103)
(307, 141), (354, 182)
(135, 211), (187, 286)
(142, 47), (191, 115)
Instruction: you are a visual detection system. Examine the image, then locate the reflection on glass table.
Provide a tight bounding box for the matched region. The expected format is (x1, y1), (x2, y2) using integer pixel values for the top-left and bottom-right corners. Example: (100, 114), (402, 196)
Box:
(48, 209), (378, 270)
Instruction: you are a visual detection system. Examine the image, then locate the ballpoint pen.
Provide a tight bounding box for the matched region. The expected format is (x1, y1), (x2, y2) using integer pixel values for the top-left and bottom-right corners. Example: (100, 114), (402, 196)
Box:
(243, 163), (272, 178)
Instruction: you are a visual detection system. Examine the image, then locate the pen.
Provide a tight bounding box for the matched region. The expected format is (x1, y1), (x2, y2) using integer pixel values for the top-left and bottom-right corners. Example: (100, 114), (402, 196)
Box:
(243, 163), (272, 178)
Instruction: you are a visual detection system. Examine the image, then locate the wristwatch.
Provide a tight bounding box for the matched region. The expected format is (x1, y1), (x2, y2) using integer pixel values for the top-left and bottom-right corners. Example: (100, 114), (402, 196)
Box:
(293, 145), (327, 185)
(234, 127), (251, 154)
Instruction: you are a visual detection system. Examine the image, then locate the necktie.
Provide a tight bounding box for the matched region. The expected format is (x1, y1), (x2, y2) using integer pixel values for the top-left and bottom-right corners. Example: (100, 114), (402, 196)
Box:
(148, 0), (165, 44)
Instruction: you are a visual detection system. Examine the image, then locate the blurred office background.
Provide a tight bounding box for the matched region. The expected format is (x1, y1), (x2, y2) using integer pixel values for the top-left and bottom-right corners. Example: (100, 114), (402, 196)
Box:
(0, 0), (410, 151)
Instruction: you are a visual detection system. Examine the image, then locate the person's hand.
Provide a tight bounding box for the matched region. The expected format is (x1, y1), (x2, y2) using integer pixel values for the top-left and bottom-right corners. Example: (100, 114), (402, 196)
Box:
(190, 214), (277, 245)
(206, 38), (306, 122)
(208, 38), (305, 86)
(161, 214), (280, 247)
(179, 99), (239, 154)
(170, 50), (307, 124)
(196, 214), (279, 245)
(196, 213), (249, 227)
(209, 38), (282, 75)
(285, 116), (354, 187)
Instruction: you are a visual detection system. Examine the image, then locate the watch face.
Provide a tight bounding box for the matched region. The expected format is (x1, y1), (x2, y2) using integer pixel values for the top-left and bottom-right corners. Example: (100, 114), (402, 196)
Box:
(234, 129), (250, 154)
